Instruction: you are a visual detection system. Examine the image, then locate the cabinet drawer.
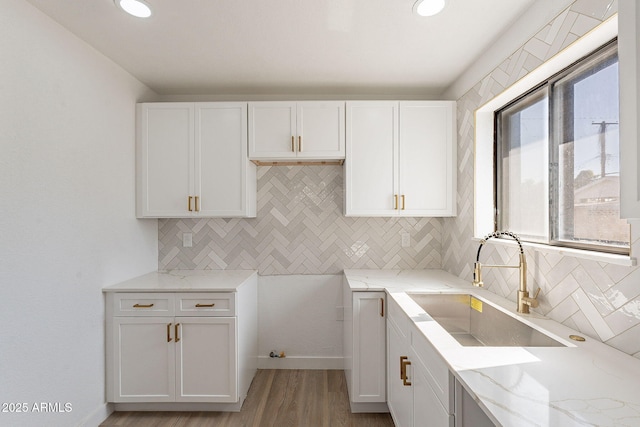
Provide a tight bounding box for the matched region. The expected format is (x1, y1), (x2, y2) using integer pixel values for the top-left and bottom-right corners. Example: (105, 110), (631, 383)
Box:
(411, 325), (453, 413)
(176, 293), (235, 316)
(113, 293), (174, 316)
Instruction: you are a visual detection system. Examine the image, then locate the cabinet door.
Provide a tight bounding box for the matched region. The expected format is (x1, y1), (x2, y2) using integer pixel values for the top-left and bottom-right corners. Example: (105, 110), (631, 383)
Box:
(352, 292), (386, 403)
(175, 317), (237, 403)
(413, 351), (454, 427)
(297, 101), (345, 159)
(345, 102), (398, 216)
(248, 102), (296, 159)
(399, 101), (456, 216)
(137, 103), (194, 217)
(387, 320), (413, 427)
(112, 317), (176, 402)
(454, 379), (494, 427)
(196, 103), (256, 217)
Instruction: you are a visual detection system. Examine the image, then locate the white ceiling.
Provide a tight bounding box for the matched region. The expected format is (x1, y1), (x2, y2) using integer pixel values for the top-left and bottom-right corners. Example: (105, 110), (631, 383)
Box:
(25, 0), (537, 97)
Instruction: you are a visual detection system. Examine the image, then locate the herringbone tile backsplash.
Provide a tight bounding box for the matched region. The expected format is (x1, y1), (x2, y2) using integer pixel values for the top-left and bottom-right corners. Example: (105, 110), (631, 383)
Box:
(159, 0), (640, 359)
(444, 0), (640, 359)
(159, 165), (442, 275)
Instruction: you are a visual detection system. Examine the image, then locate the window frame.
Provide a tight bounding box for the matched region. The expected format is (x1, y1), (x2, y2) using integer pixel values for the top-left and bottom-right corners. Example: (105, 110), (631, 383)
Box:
(493, 39), (629, 255)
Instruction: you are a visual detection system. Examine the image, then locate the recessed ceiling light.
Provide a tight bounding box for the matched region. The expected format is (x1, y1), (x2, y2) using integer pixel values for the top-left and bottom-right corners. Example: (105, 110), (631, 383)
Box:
(114, 0), (152, 18)
(413, 0), (446, 17)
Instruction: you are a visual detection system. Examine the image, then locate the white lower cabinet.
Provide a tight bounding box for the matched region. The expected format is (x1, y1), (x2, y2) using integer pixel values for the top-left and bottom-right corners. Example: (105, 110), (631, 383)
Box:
(412, 348), (452, 427)
(454, 380), (495, 427)
(112, 316), (236, 403)
(387, 297), (455, 427)
(387, 315), (413, 427)
(106, 288), (256, 409)
(343, 280), (387, 412)
(175, 317), (236, 402)
(113, 316), (176, 402)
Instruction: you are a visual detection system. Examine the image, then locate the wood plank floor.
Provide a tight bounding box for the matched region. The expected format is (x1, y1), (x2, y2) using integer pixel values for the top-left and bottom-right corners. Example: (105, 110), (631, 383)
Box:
(100, 369), (395, 427)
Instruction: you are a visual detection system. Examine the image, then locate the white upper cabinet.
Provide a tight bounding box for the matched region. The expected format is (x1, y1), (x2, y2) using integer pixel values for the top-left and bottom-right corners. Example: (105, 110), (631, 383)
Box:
(345, 101), (456, 217)
(619, 2), (640, 218)
(137, 102), (256, 218)
(248, 101), (345, 161)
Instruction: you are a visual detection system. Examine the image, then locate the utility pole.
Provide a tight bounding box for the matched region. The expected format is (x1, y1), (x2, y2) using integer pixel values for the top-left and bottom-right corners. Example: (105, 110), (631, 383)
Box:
(592, 120), (619, 178)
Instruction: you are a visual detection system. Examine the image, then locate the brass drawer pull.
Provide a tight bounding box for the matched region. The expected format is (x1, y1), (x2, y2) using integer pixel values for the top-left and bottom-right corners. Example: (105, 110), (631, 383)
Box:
(298, 135), (302, 152)
(380, 298), (384, 317)
(133, 303), (154, 308)
(400, 356), (411, 386)
(291, 136), (295, 152)
(195, 196), (200, 212)
(401, 194), (405, 210)
(195, 303), (215, 308)
(175, 323), (180, 343)
(188, 196), (193, 212)
(167, 323), (172, 342)
(394, 194), (398, 210)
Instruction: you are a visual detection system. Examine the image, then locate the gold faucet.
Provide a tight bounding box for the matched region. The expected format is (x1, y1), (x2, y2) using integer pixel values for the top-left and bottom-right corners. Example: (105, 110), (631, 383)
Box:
(472, 231), (540, 314)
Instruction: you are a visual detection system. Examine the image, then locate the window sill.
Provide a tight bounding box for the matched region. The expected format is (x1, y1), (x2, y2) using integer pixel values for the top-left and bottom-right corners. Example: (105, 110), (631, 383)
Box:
(471, 237), (636, 267)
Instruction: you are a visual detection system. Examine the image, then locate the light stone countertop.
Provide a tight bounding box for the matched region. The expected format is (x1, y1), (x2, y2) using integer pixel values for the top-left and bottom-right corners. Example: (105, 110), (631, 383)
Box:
(102, 270), (258, 292)
(344, 269), (640, 427)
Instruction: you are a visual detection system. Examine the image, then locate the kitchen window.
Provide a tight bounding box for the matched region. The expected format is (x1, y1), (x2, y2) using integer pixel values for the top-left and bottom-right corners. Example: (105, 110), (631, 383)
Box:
(494, 40), (629, 254)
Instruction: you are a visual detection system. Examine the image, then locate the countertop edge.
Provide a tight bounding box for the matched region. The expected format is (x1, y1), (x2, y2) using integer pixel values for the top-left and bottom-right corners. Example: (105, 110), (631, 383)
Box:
(102, 270), (258, 292)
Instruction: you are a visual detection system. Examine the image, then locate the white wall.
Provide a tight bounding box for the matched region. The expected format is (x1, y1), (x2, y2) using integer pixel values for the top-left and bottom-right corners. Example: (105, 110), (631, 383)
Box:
(257, 275), (344, 369)
(0, 1), (158, 426)
(442, 0), (575, 100)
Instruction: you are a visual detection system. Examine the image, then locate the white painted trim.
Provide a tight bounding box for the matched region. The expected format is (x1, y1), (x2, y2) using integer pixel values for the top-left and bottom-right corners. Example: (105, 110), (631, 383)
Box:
(474, 16), (619, 238)
(77, 403), (113, 427)
(470, 236), (636, 267)
(618, 0), (640, 218)
(113, 401), (245, 412)
(350, 401), (390, 414)
(258, 356), (344, 370)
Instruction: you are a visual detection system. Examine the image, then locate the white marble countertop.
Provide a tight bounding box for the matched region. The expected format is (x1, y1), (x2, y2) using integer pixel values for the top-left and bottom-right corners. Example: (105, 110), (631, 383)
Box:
(102, 270), (257, 292)
(344, 269), (640, 427)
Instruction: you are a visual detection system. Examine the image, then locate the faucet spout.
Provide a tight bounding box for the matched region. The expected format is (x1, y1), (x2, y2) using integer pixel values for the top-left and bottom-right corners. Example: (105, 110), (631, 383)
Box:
(472, 231), (540, 313)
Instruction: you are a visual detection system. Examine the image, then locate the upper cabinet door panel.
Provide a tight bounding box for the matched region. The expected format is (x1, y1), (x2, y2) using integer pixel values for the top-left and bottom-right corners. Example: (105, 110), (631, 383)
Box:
(399, 101), (456, 216)
(137, 102), (256, 218)
(345, 100), (457, 217)
(249, 101), (345, 161)
(197, 103), (251, 217)
(297, 102), (345, 159)
(138, 103), (194, 217)
(345, 102), (398, 216)
(248, 102), (296, 159)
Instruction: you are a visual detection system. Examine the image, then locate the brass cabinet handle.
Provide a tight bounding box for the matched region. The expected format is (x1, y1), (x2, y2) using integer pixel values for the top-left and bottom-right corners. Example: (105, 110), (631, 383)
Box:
(401, 195), (405, 210)
(167, 323), (172, 343)
(291, 136), (295, 152)
(394, 194), (398, 210)
(194, 196), (200, 212)
(380, 298), (384, 317)
(133, 303), (154, 308)
(400, 356), (412, 386)
(188, 196), (193, 212)
(175, 323), (180, 343)
(298, 135), (302, 152)
(195, 303), (215, 308)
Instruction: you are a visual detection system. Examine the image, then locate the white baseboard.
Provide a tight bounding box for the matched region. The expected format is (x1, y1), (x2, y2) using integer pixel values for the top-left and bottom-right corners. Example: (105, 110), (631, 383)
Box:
(258, 356), (344, 370)
(349, 401), (389, 413)
(113, 400), (244, 412)
(78, 402), (113, 427)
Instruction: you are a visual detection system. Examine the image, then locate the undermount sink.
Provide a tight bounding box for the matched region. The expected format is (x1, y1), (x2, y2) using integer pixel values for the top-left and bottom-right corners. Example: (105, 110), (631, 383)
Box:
(407, 293), (565, 347)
